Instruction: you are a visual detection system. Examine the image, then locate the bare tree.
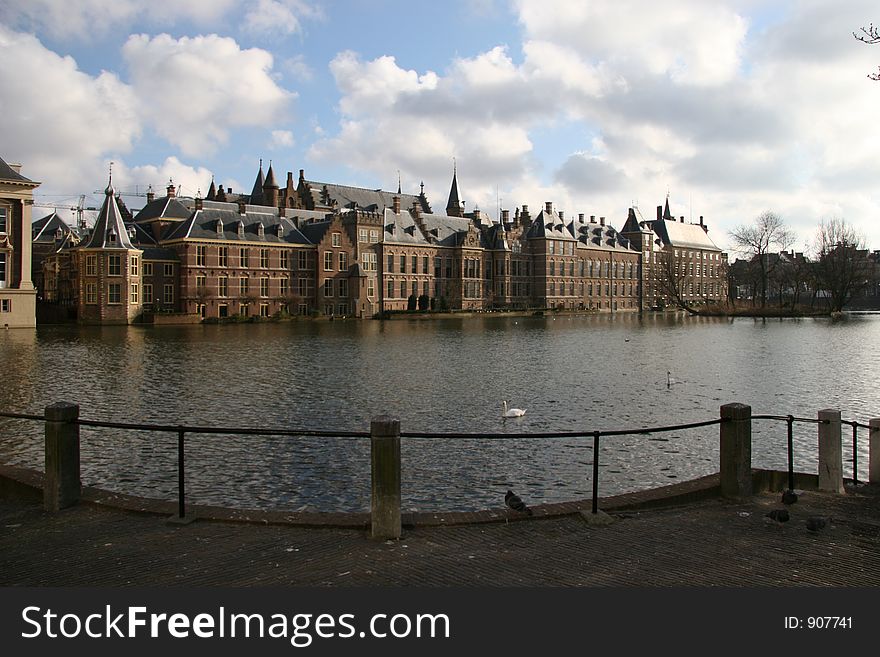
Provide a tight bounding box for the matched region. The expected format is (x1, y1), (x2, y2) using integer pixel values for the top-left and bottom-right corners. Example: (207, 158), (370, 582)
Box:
(655, 250), (698, 314)
(729, 211), (794, 307)
(854, 23), (880, 80)
(813, 218), (869, 312)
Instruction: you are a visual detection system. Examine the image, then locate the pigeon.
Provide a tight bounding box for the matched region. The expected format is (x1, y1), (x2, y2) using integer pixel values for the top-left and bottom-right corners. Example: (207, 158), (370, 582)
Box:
(765, 509), (790, 523)
(505, 490), (533, 516)
(781, 490), (798, 505)
(805, 516), (828, 532)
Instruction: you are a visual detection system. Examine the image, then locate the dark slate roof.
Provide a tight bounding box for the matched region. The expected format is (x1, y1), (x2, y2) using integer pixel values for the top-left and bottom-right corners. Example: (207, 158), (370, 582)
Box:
(163, 205), (313, 246)
(264, 163), (278, 188)
(303, 179), (431, 214)
(250, 164), (266, 204)
(383, 208), (430, 245)
(568, 216), (637, 253)
(0, 155), (37, 185)
(525, 208), (578, 241)
(446, 168), (462, 214)
(134, 196), (193, 222)
(81, 184), (137, 250)
(32, 212), (77, 242)
(298, 220), (333, 245)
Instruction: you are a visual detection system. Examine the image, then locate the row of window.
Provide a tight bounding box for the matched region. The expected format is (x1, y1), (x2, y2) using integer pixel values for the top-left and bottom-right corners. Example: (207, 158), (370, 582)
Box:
(547, 281), (638, 297)
(83, 282), (174, 305)
(0, 207), (7, 235)
(205, 246), (313, 270)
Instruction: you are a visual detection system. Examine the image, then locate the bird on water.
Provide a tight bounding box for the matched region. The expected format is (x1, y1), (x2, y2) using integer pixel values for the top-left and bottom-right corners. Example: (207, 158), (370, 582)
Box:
(502, 400), (526, 418)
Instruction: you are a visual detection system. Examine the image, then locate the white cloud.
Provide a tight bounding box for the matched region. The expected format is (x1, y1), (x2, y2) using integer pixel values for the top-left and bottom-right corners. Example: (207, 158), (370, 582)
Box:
(0, 26), (140, 192)
(122, 33), (294, 156)
(0, 0), (236, 39)
(243, 0), (323, 37)
(119, 156), (215, 199)
(270, 130), (296, 148)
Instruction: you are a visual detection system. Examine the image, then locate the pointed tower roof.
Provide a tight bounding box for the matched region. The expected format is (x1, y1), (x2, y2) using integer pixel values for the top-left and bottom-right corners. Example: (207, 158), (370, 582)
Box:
(264, 161), (278, 189)
(663, 194), (672, 220)
(82, 180), (136, 249)
(250, 160), (265, 204)
(446, 160), (462, 217)
(206, 177), (217, 201)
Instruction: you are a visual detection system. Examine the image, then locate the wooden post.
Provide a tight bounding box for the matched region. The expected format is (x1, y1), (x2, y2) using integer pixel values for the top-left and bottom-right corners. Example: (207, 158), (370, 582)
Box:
(371, 416), (401, 540)
(868, 419), (880, 484)
(720, 403), (752, 498)
(44, 402), (81, 511)
(818, 409), (844, 493)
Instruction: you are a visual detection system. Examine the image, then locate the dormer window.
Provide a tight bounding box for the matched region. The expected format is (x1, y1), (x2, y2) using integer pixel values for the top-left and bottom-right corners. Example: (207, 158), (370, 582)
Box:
(257, 223), (265, 237)
(216, 220), (224, 235)
(237, 221), (245, 237)
(108, 229), (117, 243)
(275, 224), (284, 238)
(128, 226), (137, 240)
(54, 228), (64, 241)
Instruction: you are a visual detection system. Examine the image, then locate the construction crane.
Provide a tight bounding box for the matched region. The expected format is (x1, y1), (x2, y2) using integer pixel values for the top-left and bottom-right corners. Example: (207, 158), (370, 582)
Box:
(33, 195), (96, 230)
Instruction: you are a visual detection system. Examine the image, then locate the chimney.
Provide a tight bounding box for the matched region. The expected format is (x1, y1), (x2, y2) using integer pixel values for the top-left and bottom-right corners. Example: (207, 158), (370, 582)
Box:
(545, 201), (552, 214)
(279, 206), (286, 218)
(166, 180), (176, 198)
(238, 200), (247, 215)
(8, 163), (22, 173)
(411, 199), (421, 218)
(195, 196), (203, 211)
(578, 213), (584, 222)
(299, 169), (305, 181)
(699, 216), (708, 233)
(680, 216), (684, 223)
(502, 209), (510, 224)
(393, 196), (401, 214)
(590, 215), (596, 223)
(146, 186), (155, 203)
(657, 205), (662, 221)
(473, 208), (482, 223)
(287, 171), (294, 187)
(600, 217), (605, 226)
(558, 210), (564, 221)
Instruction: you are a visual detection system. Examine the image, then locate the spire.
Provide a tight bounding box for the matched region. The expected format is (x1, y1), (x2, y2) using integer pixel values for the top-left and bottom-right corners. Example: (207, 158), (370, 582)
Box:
(264, 161), (278, 188)
(83, 175), (136, 250)
(446, 159), (463, 217)
(397, 170), (401, 195)
(663, 192), (672, 220)
(250, 159), (265, 204)
(206, 177), (216, 201)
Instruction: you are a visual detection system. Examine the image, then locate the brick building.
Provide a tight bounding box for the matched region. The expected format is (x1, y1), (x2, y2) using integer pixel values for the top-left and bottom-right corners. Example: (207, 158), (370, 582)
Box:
(0, 155), (39, 328)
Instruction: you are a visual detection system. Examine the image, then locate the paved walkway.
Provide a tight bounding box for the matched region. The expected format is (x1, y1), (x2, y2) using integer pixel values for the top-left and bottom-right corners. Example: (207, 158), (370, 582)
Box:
(2, 483), (879, 586)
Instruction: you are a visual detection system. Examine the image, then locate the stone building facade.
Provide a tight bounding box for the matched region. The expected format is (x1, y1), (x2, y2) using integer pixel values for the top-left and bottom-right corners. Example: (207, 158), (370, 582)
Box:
(40, 163), (728, 323)
(0, 155), (39, 328)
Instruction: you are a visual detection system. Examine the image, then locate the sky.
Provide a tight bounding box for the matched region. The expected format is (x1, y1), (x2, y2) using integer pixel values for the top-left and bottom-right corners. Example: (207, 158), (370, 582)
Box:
(1, 0), (879, 253)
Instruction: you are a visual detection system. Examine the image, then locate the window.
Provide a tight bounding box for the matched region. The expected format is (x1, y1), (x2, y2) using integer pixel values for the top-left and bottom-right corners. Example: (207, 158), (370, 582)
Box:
(363, 252), (377, 271)
(130, 256), (139, 276)
(548, 241), (555, 255)
(298, 251), (308, 270)
(400, 281), (406, 297)
(359, 228), (368, 242)
(240, 277), (248, 296)
(370, 229), (379, 242)
(387, 279), (394, 298)
(281, 251), (290, 270)
(143, 262), (153, 277)
(280, 278), (289, 297)
(422, 256), (428, 274)
(196, 245), (206, 266)
(85, 255), (97, 276)
(260, 277), (269, 297)
(219, 247), (229, 267)
(218, 277), (228, 297)
(332, 232), (341, 247)
(298, 278), (310, 296)
(324, 251), (334, 271)
(130, 283), (139, 304)
(164, 284), (174, 305)
(260, 249), (269, 269)
(386, 254), (394, 272)
(163, 263), (174, 277)
(108, 283), (122, 304)
(368, 278), (375, 297)
(218, 304), (228, 318)
(338, 279), (348, 297)
(411, 256), (417, 274)
(240, 248), (249, 268)
(144, 283), (153, 304)
(0, 207), (6, 234)
(339, 252), (348, 271)
(337, 303), (348, 316)
(260, 304), (269, 318)
(196, 275), (206, 291)
(108, 254), (121, 276)
(400, 254), (406, 273)
(298, 303), (308, 316)
(0, 299), (9, 312)
(85, 283), (97, 304)
(323, 279), (334, 297)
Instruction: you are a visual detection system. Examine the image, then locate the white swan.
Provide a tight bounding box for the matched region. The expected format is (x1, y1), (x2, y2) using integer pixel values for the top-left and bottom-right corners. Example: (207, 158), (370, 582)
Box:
(502, 400), (527, 418)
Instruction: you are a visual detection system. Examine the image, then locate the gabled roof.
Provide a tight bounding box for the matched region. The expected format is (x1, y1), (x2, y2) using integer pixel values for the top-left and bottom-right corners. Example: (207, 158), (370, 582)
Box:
(568, 216), (637, 253)
(134, 196), (192, 223)
(0, 155), (38, 186)
(302, 178), (431, 214)
(32, 212), (79, 243)
(81, 184), (137, 250)
(526, 207), (577, 241)
(163, 205), (314, 245)
(649, 218), (721, 251)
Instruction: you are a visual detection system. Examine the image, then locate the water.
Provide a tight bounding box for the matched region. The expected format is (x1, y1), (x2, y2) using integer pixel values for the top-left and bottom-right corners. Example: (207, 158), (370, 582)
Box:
(1, 313), (878, 512)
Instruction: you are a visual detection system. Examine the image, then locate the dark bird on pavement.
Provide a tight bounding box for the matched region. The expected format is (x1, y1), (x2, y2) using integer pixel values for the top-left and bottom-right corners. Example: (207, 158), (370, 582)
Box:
(505, 490), (533, 516)
(806, 516), (828, 532)
(781, 490), (798, 505)
(765, 509), (790, 523)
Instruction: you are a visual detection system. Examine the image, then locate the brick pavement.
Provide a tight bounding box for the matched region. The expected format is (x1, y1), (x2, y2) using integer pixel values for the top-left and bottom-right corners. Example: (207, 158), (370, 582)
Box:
(2, 484), (878, 587)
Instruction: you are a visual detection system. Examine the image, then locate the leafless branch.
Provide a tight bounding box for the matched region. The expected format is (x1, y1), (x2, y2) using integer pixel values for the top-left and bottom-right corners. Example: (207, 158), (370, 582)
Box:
(854, 23), (880, 44)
